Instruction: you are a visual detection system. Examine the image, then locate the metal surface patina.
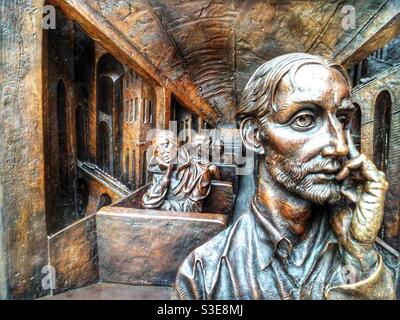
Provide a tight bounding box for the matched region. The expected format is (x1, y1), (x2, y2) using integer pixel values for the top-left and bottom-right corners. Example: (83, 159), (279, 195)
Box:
(141, 131), (219, 212)
(174, 53), (396, 300)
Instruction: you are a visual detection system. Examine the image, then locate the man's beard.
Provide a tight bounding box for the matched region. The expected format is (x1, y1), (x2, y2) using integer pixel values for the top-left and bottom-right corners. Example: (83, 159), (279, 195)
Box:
(266, 149), (343, 205)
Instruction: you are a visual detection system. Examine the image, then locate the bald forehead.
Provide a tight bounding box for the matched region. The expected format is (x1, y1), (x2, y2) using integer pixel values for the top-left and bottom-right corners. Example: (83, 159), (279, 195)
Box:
(156, 131), (176, 145)
(288, 64), (349, 93)
(156, 136), (169, 144)
(192, 134), (210, 144)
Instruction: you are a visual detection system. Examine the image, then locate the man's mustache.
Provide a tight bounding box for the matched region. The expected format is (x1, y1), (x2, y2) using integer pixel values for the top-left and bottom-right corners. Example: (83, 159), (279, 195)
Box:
(283, 157), (342, 181)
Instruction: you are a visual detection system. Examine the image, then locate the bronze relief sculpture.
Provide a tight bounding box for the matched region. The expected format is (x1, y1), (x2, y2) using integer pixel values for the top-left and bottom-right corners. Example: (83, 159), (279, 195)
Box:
(173, 53), (396, 300)
(142, 131), (219, 212)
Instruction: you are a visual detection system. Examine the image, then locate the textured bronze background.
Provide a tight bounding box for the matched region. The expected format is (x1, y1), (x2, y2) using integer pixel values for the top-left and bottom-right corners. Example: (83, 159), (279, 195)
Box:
(216, 164), (239, 194)
(48, 215), (99, 295)
(1, 0), (400, 300)
(202, 181), (235, 216)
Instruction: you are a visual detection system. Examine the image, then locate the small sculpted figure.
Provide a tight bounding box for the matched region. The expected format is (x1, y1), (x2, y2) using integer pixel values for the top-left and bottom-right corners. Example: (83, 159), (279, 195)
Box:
(174, 53), (396, 300)
(188, 133), (220, 205)
(212, 139), (225, 164)
(142, 130), (219, 213)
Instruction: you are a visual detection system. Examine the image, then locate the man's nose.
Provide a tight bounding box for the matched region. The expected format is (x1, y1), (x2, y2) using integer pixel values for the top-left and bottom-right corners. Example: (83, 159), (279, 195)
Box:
(321, 115), (349, 158)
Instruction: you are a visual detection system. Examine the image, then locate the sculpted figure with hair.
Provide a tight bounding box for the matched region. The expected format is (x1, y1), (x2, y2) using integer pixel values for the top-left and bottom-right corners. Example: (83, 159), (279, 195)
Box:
(174, 53), (396, 300)
(142, 130), (219, 213)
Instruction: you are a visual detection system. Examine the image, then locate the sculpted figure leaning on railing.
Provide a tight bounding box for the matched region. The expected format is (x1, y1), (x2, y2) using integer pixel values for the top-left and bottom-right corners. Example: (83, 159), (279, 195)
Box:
(141, 130), (220, 213)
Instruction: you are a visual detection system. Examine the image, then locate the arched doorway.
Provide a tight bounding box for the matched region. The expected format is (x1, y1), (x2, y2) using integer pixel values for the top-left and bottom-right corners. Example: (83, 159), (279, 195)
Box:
(142, 149), (149, 186)
(75, 105), (88, 161)
(57, 80), (68, 194)
(125, 149), (130, 187)
(97, 121), (111, 173)
(351, 103), (362, 152)
(373, 91), (392, 173)
(98, 76), (113, 115)
(75, 178), (89, 217)
(131, 150), (136, 190)
(97, 193), (112, 211)
(96, 54), (125, 176)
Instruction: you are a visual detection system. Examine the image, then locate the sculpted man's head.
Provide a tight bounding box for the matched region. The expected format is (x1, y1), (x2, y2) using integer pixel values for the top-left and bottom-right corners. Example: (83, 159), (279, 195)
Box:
(190, 133), (212, 164)
(238, 53), (354, 205)
(153, 130), (179, 168)
(175, 53), (394, 301)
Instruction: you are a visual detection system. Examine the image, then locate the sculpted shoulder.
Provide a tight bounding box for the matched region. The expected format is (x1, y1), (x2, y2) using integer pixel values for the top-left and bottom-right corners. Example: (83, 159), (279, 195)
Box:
(174, 211), (255, 299)
(180, 211), (254, 273)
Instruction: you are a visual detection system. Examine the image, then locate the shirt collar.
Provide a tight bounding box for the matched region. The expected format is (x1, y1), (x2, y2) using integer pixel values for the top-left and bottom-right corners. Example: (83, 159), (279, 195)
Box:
(251, 199), (338, 270)
(252, 200), (292, 270)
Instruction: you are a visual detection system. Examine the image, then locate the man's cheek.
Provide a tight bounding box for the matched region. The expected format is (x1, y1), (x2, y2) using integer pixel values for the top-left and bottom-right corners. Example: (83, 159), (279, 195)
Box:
(297, 141), (326, 163)
(262, 126), (292, 154)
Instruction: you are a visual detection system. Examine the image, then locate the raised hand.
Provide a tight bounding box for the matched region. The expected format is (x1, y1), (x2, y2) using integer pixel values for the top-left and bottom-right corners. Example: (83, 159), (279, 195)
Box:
(332, 129), (388, 274)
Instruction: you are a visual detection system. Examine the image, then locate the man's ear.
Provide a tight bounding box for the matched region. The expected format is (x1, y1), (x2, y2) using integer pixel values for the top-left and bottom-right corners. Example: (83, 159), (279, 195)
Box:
(239, 117), (265, 155)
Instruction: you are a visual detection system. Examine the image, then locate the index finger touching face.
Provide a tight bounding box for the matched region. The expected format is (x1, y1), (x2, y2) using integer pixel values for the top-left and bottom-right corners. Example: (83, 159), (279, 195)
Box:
(345, 129), (360, 159)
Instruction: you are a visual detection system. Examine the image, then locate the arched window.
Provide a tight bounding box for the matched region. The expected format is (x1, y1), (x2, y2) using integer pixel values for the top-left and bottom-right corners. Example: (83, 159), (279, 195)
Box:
(98, 76), (113, 115)
(134, 98), (138, 122)
(131, 150), (136, 190)
(57, 80), (68, 192)
(125, 149), (130, 186)
(124, 100), (128, 122)
(97, 193), (112, 211)
(76, 178), (89, 217)
(143, 99), (147, 123)
(97, 121), (111, 172)
(351, 103), (362, 152)
(125, 74), (129, 88)
(373, 91), (392, 173)
(75, 105), (88, 160)
(148, 100), (153, 125)
(130, 70), (134, 85)
(130, 99), (134, 122)
(142, 150), (148, 185)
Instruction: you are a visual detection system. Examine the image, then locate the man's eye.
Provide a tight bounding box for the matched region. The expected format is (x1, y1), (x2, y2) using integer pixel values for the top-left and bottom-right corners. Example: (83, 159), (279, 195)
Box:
(337, 114), (350, 128)
(291, 113), (316, 130)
